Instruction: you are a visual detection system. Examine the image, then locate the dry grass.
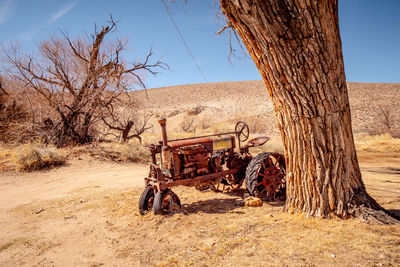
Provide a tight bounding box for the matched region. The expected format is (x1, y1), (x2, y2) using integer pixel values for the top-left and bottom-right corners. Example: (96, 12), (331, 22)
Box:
(249, 135), (285, 154)
(76, 186), (400, 266)
(209, 121), (235, 134)
(0, 143), (11, 158)
(5, 180), (400, 266)
(355, 134), (400, 152)
(0, 143), (15, 172)
(96, 142), (151, 163)
(11, 143), (65, 171)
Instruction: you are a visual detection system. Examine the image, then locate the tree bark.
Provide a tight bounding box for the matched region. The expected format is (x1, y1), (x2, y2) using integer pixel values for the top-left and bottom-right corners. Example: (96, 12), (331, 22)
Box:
(220, 0), (397, 222)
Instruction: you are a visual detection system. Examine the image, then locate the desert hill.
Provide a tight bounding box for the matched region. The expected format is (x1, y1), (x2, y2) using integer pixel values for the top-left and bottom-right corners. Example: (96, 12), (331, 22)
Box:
(133, 81), (400, 136)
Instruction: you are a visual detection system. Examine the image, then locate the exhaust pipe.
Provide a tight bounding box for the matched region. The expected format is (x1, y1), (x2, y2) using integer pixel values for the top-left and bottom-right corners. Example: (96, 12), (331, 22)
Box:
(158, 118), (168, 147)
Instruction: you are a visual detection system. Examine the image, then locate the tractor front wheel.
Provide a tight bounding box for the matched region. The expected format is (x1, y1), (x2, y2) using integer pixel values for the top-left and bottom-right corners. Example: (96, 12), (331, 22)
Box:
(153, 189), (182, 215)
(139, 186), (155, 215)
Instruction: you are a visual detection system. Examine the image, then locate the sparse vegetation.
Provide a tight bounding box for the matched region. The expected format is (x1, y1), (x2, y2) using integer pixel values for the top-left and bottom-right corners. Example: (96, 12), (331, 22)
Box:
(355, 134), (400, 153)
(0, 77), (33, 143)
(210, 121), (233, 134)
(198, 116), (211, 130)
(187, 105), (206, 116)
(12, 143), (65, 171)
(97, 142), (150, 163)
(167, 109), (181, 118)
(180, 116), (195, 133)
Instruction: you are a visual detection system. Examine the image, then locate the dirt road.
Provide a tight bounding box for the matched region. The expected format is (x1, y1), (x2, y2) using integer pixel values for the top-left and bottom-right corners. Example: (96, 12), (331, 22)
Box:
(0, 157), (147, 211)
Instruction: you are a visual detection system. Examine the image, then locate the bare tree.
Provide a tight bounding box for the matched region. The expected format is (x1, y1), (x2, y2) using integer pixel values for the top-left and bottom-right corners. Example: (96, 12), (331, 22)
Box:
(100, 97), (153, 143)
(3, 17), (166, 146)
(220, 1), (398, 223)
(378, 106), (393, 136)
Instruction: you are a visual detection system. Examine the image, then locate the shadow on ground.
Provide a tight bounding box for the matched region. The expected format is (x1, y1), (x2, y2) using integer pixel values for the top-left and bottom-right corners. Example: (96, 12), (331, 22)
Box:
(174, 188), (285, 215)
(181, 198), (243, 214)
(389, 209), (400, 218)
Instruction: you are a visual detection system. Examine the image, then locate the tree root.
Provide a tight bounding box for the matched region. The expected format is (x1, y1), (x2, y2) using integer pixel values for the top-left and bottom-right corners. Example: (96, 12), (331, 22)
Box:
(348, 190), (400, 225)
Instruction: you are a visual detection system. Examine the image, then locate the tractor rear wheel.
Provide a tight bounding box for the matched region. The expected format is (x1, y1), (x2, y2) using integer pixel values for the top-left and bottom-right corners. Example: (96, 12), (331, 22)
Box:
(153, 189), (182, 215)
(139, 186), (155, 215)
(245, 152), (286, 201)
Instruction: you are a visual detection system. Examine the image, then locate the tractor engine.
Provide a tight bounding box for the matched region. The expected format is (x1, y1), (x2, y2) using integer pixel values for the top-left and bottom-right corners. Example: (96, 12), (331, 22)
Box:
(158, 118), (236, 180)
(179, 144), (210, 178)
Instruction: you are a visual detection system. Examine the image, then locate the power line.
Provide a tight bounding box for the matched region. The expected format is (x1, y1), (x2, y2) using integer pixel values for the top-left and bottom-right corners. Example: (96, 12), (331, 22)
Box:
(160, 0), (208, 83)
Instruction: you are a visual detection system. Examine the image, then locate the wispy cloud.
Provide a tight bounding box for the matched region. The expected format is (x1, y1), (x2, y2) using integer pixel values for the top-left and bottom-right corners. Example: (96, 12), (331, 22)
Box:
(0, 0), (15, 25)
(14, 1), (78, 41)
(18, 28), (40, 41)
(49, 1), (78, 24)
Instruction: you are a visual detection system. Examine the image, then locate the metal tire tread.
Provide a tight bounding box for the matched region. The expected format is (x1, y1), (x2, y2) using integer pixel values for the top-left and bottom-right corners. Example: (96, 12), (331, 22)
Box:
(245, 152), (270, 196)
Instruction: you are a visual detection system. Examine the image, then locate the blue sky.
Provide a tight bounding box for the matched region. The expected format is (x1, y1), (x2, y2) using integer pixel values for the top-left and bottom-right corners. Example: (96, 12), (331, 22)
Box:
(0, 0), (399, 89)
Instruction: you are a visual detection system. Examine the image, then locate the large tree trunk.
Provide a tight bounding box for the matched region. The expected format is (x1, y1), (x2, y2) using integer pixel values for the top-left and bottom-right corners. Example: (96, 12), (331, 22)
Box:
(220, 0), (397, 222)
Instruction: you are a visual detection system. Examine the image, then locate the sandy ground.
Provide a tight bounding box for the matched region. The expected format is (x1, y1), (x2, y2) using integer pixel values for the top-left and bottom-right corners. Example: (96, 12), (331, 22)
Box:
(0, 157), (148, 266)
(0, 157), (147, 211)
(0, 152), (399, 266)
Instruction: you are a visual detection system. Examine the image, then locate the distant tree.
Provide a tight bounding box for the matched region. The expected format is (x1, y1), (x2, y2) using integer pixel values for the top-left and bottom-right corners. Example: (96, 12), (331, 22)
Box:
(3, 17), (166, 146)
(219, 1), (398, 223)
(378, 106), (393, 136)
(100, 96), (153, 143)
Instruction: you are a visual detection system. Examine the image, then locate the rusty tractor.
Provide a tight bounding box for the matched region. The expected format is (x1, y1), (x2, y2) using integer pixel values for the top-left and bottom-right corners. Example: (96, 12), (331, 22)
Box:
(139, 118), (286, 215)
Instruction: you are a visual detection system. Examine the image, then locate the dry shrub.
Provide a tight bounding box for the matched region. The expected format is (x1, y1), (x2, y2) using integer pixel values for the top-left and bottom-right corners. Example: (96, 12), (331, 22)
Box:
(12, 143), (65, 171)
(244, 116), (271, 134)
(187, 105), (206, 116)
(0, 88), (31, 143)
(0, 78), (60, 145)
(167, 109), (181, 117)
(155, 109), (180, 119)
(198, 116), (212, 130)
(0, 143), (15, 172)
(0, 143), (11, 159)
(180, 116), (195, 133)
(355, 134), (400, 153)
(247, 116), (260, 134)
(98, 142), (150, 163)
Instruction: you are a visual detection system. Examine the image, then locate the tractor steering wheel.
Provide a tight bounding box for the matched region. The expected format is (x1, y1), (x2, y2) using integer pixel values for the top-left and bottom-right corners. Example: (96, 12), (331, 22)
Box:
(235, 121), (250, 142)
